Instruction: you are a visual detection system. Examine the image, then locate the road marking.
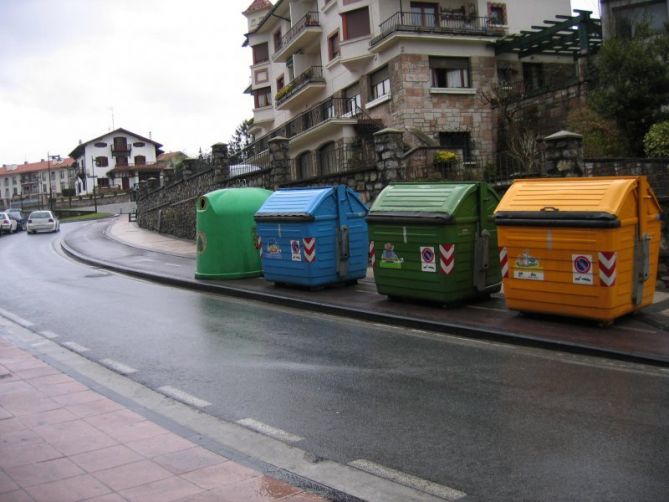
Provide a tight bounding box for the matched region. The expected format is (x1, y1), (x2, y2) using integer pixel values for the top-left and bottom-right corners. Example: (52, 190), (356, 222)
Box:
(63, 341), (90, 353)
(158, 386), (211, 408)
(164, 263), (182, 268)
(236, 418), (303, 443)
(40, 330), (60, 339)
(349, 459), (466, 501)
(0, 308), (35, 328)
(617, 325), (656, 334)
(464, 305), (508, 313)
(100, 358), (137, 375)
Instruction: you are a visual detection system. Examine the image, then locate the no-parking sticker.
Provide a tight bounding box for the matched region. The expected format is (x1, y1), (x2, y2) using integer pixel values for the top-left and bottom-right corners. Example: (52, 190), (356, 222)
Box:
(420, 246), (436, 273)
(291, 240), (301, 261)
(572, 254), (593, 285)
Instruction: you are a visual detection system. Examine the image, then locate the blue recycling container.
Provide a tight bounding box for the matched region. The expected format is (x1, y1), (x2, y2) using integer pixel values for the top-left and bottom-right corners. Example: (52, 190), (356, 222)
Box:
(254, 185), (369, 287)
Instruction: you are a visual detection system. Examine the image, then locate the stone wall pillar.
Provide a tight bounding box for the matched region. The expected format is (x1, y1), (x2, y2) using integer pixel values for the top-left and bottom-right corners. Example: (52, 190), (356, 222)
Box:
(373, 128), (404, 185)
(181, 159), (197, 178)
(212, 142), (230, 182)
(268, 137), (291, 188)
(543, 130), (584, 176)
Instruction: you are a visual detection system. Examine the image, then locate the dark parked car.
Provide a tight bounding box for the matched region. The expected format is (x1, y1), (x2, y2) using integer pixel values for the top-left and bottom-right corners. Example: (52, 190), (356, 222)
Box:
(5, 208), (27, 231)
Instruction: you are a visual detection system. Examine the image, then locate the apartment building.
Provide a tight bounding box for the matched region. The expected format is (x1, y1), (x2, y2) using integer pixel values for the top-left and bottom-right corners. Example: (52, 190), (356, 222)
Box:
(0, 158), (76, 208)
(69, 128), (163, 193)
(242, 0), (573, 173)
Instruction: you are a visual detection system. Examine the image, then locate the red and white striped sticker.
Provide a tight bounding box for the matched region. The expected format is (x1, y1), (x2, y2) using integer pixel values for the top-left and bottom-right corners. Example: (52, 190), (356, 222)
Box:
(369, 241), (375, 267)
(303, 237), (316, 263)
(256, 236), (262, 257)
(598, 251), (617, 287)
(499, 247), (509, 278)
(439, 244), (455, 275)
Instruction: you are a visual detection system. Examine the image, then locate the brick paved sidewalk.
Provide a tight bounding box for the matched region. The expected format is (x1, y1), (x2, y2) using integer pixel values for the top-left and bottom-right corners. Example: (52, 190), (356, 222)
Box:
(0, 337), (327, 502)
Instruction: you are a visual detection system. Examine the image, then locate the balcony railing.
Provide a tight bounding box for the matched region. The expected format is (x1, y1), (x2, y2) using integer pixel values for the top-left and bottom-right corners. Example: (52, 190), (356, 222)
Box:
(276, 11), (320, 53)
(370, 11), (504, 46)
(243, 97), (366, 158)
(275, 66), (324, 106)
(111, 144), (131, 155)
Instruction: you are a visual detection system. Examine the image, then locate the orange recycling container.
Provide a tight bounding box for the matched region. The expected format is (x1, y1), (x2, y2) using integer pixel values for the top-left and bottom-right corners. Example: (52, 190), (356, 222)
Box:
(494, 177), (662, 323)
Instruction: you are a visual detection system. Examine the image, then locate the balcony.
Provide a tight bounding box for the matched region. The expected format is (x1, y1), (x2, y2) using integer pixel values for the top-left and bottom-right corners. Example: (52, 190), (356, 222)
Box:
(111, 144), (131, 156)
(272, 12), (321, 63)
(275, 66), (326, 110)
(370, 11), (506, 50)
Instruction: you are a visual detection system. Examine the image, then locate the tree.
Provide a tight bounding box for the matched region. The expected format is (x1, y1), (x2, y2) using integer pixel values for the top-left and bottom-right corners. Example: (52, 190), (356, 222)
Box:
(228, 118), (255, 160)
(588, 24), (669, 156)
(567, 104), (630, 157)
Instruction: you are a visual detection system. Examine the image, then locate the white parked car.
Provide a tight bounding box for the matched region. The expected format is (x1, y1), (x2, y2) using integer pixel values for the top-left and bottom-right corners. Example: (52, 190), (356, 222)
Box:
(27, 210), (60, 234)
(0, 212), (18, 235)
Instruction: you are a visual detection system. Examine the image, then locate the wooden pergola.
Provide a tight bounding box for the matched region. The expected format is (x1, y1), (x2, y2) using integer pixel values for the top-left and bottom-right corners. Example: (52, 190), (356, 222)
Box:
(494, 10), (602, 59)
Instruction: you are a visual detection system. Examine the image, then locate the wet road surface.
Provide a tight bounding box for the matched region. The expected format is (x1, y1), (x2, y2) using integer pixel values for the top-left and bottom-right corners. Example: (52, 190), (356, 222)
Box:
(1, 221), (668, 501)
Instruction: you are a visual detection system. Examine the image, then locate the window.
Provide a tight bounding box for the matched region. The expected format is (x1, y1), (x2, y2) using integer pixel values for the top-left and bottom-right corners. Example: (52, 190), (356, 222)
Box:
(430, 57), (470, 88)
(42, 184), (47, 193)
(134, 155), (146, 166)
(410, 2), (438, 27)
(60, 171), (65, 179)
(95, 156), (109, 167)
(342, 7), (370, 40)
(344, 84), (361, 115)
(273, 30), (282, 52)
(116, 156), (128, 167)
(439, 132), (471, 161)
(369, 66), (390, 100)
(328, 31), (340, 60)
(277, 75), (285, 92)
(488, 3), (507, 25)
(253, 87), (272, 108)
(252, 42), (269, 64)
(523, 63), (544, 91)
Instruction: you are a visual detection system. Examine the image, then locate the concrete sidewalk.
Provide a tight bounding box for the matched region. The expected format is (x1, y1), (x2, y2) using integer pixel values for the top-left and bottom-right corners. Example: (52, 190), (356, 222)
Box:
(0, 334), (330, 502)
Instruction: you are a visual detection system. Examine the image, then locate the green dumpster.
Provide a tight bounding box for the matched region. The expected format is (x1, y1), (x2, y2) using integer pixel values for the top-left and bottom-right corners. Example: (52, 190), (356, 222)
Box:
(195, 187), (272, 279)
(367, 182), (502, 303)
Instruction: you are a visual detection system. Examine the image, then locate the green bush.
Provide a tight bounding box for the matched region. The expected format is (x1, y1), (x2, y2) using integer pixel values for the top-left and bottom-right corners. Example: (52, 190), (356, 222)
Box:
(643, 120), (669, 157)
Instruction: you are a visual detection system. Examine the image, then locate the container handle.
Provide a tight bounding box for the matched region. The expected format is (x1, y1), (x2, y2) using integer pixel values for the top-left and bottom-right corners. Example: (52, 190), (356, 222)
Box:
(540, 206), (560, 212)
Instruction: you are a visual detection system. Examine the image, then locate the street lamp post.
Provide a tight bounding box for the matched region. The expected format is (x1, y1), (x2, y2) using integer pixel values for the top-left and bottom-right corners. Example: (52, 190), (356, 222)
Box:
(46, 153), (61, 211)
(90, 156), (98, 213)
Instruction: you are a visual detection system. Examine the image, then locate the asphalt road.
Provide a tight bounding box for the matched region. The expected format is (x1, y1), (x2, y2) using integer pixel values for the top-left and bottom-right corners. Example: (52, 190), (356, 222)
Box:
(1, 221), (668, 501)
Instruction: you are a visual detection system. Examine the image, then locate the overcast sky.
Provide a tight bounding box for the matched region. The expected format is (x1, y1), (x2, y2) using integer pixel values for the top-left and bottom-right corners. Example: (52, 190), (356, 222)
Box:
(0, 0), (599, 165)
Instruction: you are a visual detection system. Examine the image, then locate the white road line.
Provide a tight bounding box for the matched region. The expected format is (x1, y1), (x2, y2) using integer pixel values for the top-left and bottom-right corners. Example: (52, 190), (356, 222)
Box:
(164, 263), (182, 268)
(464, 305), (508, 313)
(40, 330), (60, 339)
(349, 459), (466, 501)
(62, 341), (90, 353)
(99, 358), (137, 375)
(0, 308), (35, 328)
(236, 418), (303, 443)
(158, 386), (211, 408)
(617, 326), (656, 334)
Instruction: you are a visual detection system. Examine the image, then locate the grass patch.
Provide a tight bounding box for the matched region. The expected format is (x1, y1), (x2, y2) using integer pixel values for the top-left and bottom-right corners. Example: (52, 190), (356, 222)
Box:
(60, 212), (114, 222)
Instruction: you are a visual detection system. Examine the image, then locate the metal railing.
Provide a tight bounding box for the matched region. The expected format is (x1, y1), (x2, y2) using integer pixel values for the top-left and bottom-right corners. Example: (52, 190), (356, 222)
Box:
(289, 141), (376, 181)
(242, 97), (367, 158)
(371, 11), (503, 46)
(276, 11), (320, 53)
(275, 66), (324, 106)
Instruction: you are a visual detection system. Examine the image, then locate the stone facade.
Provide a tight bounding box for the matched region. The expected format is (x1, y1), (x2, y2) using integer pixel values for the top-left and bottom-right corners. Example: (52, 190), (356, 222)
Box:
(368, 54), (496, 157)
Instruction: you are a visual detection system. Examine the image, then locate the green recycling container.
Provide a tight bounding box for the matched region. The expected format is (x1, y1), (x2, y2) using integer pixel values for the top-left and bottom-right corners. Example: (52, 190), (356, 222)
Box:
(195, 187), (272, 279)
(367, 182), (502, 303)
